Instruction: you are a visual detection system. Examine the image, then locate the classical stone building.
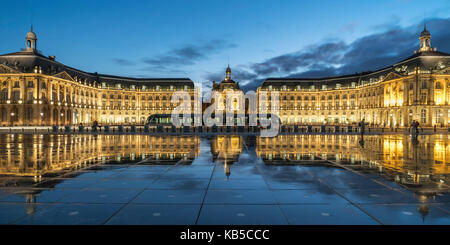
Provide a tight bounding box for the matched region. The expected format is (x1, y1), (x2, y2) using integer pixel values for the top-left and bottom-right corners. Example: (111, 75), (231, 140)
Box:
(0, 27), (195, 126)
(257, 26), (450, 127)
(1, 26), (449, 127)
(210, 65), (245, 112)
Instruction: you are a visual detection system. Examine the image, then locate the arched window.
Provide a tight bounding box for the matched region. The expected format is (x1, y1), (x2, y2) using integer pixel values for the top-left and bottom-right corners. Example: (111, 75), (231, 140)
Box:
(436, 82), (442, 89)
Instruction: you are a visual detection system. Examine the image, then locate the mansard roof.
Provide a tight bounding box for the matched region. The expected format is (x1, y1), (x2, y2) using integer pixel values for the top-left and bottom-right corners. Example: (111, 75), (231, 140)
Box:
(261, 49), (450, 89)
(0, 49), (194, 89)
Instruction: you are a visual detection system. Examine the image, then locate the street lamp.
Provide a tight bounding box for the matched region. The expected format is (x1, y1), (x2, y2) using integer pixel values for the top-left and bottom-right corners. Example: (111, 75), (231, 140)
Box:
(10, 112), (15, 127)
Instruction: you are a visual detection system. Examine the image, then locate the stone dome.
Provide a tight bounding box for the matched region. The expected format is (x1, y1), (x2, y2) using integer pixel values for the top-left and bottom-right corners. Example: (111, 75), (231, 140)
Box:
(420, 26), (430, 38)
(26, 26), (37, 40)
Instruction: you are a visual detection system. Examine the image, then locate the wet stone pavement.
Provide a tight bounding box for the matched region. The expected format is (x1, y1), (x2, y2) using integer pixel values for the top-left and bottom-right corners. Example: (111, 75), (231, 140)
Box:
(0, 134), (449, 225)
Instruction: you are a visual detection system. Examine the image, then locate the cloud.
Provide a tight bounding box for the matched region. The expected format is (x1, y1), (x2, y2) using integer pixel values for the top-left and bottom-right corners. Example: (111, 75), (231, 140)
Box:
(341, 22), (359, 34)
(112, 58), (135, 66)
(202, 17), (450, 92)
(141, 39), (237, 71)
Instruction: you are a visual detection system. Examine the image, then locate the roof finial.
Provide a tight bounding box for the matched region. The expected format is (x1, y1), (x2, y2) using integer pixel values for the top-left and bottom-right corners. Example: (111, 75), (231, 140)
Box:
(31, 24), (33, 32)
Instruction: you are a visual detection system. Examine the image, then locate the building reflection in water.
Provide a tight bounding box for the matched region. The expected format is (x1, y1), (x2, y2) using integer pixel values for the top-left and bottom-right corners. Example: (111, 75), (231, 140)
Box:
(211, 136), (243, 178)
(0, 134), (200, 180)
(0, 134), (448, 195)
(256, 135), (449, 187)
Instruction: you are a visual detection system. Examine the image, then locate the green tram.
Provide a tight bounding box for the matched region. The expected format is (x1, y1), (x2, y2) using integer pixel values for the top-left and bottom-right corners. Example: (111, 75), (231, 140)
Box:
(144, 113), (280, 127)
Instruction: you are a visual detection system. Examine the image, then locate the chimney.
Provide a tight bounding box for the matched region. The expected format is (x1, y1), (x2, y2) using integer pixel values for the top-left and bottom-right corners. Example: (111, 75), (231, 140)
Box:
(49, 56), (56, 61)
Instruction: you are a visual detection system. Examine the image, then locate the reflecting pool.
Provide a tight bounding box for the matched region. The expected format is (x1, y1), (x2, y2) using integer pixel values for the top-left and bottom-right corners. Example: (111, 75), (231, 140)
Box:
(0, 134), (449, 225)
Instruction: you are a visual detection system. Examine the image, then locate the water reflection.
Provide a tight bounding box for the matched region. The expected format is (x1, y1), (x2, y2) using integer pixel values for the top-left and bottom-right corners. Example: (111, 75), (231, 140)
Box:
(0, 134), (450, 224)
(0, 134), (449, 194)
(0, 134), (200, 179)
(256, 135), (450, 189)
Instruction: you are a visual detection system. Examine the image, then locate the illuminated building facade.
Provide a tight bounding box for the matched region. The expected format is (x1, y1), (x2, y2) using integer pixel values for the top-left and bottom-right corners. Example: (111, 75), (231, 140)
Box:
(210, 65), (245, 113)
(0, 27), (195, 126)
(1, 27), (449, 127)
(257, 27), (450, 127)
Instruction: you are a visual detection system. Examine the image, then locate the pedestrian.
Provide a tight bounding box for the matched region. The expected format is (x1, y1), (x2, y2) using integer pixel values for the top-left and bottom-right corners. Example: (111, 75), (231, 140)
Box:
(359, 119), (366, 135)
(415, 121), (420, 136)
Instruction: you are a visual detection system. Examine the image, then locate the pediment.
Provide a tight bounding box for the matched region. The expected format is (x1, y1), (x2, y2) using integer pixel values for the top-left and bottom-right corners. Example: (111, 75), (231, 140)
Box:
(438, 66), (450, 75)
(53, 71), (74, 81)
(382, 72), (403, 81)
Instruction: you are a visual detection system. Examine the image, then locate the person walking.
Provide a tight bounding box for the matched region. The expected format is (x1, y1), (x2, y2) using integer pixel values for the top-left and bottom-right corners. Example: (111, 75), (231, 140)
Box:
(415, 121), (420, 137)
(411, 120), (416, 136)
(359, 119), (366, 135)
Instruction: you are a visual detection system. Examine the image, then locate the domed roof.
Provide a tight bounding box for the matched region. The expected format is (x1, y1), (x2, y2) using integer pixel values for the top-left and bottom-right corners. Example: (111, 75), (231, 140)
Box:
(420, 25), (430, 37)
(26, 26), (37, 40)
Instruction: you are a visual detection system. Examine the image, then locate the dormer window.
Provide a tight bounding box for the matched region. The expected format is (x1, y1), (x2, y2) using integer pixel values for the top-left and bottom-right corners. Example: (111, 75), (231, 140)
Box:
(102, 82), (106, 88)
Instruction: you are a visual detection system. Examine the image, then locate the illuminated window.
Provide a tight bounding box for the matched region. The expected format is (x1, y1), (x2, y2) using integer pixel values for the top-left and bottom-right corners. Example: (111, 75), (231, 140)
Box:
(421, 93), (427, 102)
(421, 109), (427, 123)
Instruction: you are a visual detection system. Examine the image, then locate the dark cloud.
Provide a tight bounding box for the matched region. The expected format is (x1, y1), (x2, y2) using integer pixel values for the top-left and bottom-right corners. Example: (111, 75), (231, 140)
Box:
(203, 17), (450, 92)
(112, 58), (135, 66)
(251, 41), (348, 76)
(142, 39), (236, 71)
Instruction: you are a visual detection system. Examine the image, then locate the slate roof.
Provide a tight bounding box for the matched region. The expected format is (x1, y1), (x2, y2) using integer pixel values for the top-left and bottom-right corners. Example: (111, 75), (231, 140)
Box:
(0, 49), (194, 89)
(261, 50), (450, 89)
